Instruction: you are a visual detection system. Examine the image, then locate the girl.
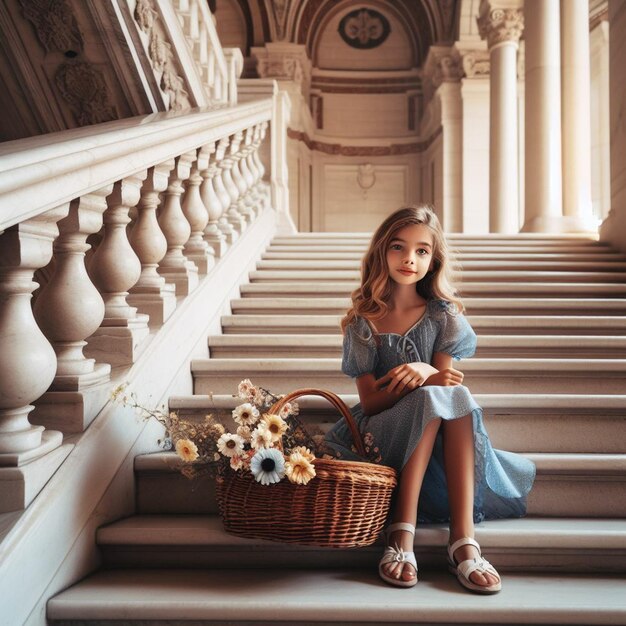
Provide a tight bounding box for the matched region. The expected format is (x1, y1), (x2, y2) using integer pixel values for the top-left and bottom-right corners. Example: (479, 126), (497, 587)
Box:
(324, 205), (535, 594)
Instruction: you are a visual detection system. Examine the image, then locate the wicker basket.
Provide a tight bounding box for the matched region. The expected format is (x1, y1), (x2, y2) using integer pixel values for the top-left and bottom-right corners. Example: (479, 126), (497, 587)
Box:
(216, 388), (397, 548)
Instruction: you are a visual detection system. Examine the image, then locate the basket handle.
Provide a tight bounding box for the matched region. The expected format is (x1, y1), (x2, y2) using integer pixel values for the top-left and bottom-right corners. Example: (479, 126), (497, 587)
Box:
(269, 388), (366, 457)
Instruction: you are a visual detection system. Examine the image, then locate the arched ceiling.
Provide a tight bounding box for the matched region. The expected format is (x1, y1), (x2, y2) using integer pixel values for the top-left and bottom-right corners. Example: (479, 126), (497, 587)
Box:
(227, 0), (460, 68)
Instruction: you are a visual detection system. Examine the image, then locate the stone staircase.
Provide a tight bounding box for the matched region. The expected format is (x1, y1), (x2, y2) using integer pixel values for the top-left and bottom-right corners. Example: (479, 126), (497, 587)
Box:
(48, 233), (626, 625)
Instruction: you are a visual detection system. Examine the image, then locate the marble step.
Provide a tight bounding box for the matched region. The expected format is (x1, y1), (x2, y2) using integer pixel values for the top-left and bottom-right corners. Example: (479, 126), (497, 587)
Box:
(207, 333), (626, 359)
(240, 281), (626, 298)
(272, 233), (600, 243)
(96, 515), (626, 573)
(220, 314), (626, 336)
(170, 393), (626, 454)
(263, 251), (626, 261)
(248, 269), (626, 283)
(134, 452), (626, 518)
(268, 244), (615, 254)
(47, 568), (626, 626)
(255, 259), (626, 272)
(229, 297), (626, 316)
(191, 357), (626, 395)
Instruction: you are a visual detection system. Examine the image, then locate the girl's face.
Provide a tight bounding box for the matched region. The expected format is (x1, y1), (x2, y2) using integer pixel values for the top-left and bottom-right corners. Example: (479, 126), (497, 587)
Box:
(385, 223), (434, 286)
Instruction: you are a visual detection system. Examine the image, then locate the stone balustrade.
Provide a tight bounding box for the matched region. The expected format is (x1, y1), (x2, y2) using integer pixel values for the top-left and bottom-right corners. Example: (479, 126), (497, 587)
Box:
(174, 0), (235, 104)
(0, 98), (273, 512)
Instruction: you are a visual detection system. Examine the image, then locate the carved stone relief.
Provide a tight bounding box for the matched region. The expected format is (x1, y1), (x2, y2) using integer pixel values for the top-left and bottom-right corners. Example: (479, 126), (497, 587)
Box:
(19, 0), (83, 54)
(462, 51), (490, 79)
(55, 61), (116, 125)
(19, 0), (118, 127)
(133, 0), (191, 110)
(338, 8), (390, 49)
(477, 7), (524, 48)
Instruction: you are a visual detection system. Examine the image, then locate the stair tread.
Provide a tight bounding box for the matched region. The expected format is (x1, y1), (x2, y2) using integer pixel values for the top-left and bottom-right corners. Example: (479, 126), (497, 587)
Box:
(97, 514), (626, 548)
(134, 451), (626, 473)
(191, 357), (626, 372)
(168, 392), (626, 412)
(47, 568), (626, 624)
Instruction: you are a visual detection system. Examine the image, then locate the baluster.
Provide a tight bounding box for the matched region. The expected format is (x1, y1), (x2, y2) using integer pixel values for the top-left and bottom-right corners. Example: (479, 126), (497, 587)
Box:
(158, 152), (199, 295)
(200, 142), (228, 258)
(31, 189), (112, 433)
(254, 121), (271, 210)
(183, 148), (214, 274)
(213, 137), (237, 243)
(0, 208), (71, 513)
(244, 124), (261, 218)
(236, 126), (255, 224)
(222, 132), (246, 233)
(86, 173), (149, 366)
(127, 161), (177, 327)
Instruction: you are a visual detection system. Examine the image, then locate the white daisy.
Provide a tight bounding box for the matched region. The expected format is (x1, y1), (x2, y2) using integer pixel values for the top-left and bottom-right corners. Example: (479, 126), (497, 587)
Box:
(232, 403), (260, 427)
(217, 433), (245, 458)
(250, 424), (273, 450)
(250, 448), (286, 485)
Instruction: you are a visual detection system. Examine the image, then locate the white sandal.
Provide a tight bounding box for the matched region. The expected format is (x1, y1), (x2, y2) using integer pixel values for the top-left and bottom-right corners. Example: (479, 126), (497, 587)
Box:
(447, 537), (502, 594)
(378, 522), (418, 588)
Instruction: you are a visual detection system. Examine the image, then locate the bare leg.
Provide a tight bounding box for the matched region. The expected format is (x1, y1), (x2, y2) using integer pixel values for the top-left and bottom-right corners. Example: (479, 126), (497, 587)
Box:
(442, 414), (500, 587)
(384, 417), (441, 583)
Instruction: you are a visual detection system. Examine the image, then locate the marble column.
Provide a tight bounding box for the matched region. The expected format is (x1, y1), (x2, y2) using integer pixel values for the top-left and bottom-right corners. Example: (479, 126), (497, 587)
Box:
(599, 0), (626, 252)
(426, 48), (464, 232)
(522, 0), (563, 232)
(560, 0), (596, 231)
(478, 2), (524, 233)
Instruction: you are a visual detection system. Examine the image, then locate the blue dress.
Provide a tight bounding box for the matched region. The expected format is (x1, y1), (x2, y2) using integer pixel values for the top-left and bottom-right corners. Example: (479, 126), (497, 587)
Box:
(324, 299), (536, 524)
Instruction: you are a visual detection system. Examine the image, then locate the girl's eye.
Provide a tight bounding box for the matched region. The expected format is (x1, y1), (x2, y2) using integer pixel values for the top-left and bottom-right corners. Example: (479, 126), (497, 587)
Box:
(390, 244), (402, 250)
(417, 249), (428, 255)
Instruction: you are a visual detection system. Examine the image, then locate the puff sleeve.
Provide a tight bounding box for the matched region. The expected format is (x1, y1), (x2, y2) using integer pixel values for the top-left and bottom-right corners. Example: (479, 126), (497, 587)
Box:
(342, 316), (378, 378)
(432, 300), (477, 360)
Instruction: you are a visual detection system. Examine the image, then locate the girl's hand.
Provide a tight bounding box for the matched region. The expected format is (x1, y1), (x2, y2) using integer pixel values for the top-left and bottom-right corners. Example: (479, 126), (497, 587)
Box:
(422, 367), (464, 387)
(375, 362), (438, 394)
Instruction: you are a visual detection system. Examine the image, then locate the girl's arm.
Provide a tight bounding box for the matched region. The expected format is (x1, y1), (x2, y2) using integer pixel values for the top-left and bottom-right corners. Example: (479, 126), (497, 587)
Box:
(355, 362), (437, 416)
(421, 352), (464, 387)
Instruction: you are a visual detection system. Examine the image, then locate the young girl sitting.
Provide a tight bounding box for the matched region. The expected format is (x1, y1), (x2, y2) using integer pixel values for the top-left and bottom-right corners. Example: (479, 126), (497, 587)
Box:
(324, 205), (535, 594)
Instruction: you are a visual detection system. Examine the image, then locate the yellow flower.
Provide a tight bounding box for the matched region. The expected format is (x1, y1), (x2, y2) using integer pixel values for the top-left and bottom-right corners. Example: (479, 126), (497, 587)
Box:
(285, 452), (316, 485)
(291, 446), (315, 463)
(110, 382), (128, 403)
(261, 413), (288, 442)
(175, 438), (199, 462)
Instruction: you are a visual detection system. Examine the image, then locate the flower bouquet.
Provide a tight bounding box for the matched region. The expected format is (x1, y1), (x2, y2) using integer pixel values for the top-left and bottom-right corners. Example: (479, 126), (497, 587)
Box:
(114, 380), (397, 548)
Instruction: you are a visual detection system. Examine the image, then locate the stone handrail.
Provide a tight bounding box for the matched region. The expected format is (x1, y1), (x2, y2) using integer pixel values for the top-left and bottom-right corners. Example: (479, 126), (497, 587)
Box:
(0, 98), (273, 513)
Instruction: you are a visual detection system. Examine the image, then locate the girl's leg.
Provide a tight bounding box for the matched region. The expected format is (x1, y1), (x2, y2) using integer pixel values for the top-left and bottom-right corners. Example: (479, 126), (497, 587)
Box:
(384, 417), (441, 583)
(441, 414), (500, 587)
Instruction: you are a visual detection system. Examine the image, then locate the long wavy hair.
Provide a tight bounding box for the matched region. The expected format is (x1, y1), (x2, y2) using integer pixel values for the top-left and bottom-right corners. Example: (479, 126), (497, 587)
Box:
(341, 205), (463, 333)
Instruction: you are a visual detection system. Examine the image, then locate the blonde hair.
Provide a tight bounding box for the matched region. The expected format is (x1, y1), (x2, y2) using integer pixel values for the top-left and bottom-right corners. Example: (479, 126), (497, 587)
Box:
(341, 204), (463, 333)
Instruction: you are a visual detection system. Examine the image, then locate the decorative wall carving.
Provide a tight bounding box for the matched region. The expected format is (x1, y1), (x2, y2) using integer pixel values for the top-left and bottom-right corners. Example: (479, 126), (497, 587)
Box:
(268, 0), (291, 40)
(133, 0), (191, 110)
(338, 8), (390, 49)
(477, 6), (524, 48)
(19, 0), (83, 54)
(462, 51), (490, 78)
(287, 127), (442, 156)
(18, 0), (118, 127)
(55, 61), (116, 125)
(357, 163), (376, 197)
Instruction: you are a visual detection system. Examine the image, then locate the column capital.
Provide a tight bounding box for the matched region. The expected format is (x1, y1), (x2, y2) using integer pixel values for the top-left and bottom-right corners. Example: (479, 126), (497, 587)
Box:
(477, 1), (524, 48)
(422, 46), (463, 102)
(460, 50), (491, 79)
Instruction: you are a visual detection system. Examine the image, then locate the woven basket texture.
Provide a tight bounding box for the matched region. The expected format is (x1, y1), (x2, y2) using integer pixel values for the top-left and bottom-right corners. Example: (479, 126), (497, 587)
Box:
(216, 388), (397, 548)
